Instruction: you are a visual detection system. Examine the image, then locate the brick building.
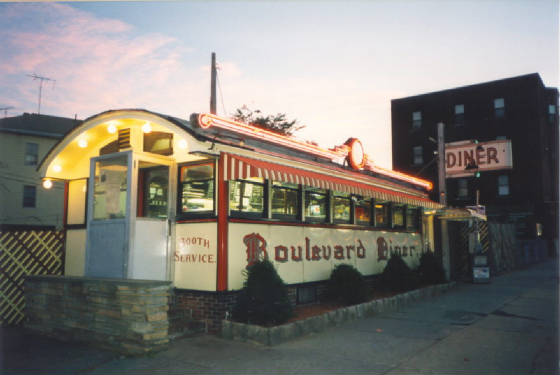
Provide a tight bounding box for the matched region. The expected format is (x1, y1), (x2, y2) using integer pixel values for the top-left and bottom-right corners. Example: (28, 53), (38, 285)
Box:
(391, 73), (558, 250)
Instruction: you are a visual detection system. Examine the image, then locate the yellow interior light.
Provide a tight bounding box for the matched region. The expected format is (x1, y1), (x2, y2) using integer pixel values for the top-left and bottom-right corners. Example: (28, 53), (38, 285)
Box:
(178, 139), (188, 149)
(142, 122), (152, 133)
(42, 179), (53, 189)
(78, 139), (88, 148)
(53, 165), (62, 173)
(107, 123), (117, 134)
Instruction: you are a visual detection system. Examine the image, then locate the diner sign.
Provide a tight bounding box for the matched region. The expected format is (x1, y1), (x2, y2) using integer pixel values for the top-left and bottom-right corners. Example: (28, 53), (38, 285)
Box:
(445, 139), (512, 177)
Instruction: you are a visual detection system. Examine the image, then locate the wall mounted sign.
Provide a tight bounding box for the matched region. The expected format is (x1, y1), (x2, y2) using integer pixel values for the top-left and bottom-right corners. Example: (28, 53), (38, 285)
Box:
(445, 139), (513, 178)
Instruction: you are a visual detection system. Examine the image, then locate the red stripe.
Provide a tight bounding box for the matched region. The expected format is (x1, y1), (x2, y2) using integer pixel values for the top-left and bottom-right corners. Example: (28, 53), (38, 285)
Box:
(217, 153), (228, 291)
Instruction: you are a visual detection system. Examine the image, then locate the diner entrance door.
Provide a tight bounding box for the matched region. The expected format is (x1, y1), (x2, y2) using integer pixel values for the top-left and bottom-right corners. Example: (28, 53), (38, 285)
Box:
(85, 151), (175, 280)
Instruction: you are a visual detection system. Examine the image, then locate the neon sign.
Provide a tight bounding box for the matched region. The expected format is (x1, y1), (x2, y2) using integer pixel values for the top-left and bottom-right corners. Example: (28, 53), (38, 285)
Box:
(196, 113), (433, 190)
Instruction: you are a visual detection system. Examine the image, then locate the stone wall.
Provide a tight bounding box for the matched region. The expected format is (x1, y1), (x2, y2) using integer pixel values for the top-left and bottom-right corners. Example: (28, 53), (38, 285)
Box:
(25, 275), (171, 355)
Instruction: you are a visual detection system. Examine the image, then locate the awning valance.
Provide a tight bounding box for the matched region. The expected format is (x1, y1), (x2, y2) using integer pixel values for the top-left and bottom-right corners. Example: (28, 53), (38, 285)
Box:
(221, 152), (442, 209)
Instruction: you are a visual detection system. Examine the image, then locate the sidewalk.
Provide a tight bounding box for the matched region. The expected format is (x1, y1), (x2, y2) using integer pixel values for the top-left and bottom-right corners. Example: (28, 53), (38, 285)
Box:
(2, 259), (558, 374)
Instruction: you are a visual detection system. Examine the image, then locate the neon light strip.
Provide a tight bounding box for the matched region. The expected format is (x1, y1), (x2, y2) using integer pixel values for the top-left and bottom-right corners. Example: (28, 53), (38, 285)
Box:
(198, 113), (433, 190)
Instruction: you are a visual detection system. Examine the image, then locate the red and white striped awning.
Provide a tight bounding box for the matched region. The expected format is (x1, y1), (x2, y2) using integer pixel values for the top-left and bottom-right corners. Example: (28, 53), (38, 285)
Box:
(221, 153), (441, 209)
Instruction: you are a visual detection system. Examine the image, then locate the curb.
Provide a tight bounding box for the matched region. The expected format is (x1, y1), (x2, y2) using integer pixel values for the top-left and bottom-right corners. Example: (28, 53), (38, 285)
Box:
(221, 282), (456, 346)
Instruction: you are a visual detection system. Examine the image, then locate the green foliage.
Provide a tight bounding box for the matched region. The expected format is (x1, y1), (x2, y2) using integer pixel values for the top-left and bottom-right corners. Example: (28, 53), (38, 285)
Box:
(232, 259), (293, 325)
(417, 251), (446, 285)
(232, 106), (304, 136)
(326, 264), (367, 306)
(380, 253), (418, 293)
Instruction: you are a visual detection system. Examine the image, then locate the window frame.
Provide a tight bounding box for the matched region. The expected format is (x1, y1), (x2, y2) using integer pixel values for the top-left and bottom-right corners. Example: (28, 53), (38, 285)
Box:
(177, 160), (217, 219)
(373, 200), (390, 228)
(332, 192), (352, 224)
(498, 174), (510, 196)
(24, 142), (39, 166)
(454, 104), (465, 126)
(355, 197), (372, 226)
(412, 111), (422, 129)
(391, 203), (406, 230)
(494, 98), (505, 118)
(271, 181), (301, 221)
(405, 206), (420, 232)
(412, 145), (423, 165)
(23, 185), (36, 208)
(229, 178), (267, 219)
(457, 178), (468, 199)
(304, 186), (329, 223)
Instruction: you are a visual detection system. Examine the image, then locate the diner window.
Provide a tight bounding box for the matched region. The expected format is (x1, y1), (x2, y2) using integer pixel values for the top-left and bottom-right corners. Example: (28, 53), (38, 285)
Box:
(392, 204), (405, 229)
(412, 111), (422, 129)
(230, 178), (265, 217)
(406, 207), (419, 231)
(374, 201), (389, 228)
(412, 145), (423, 165)
(271, 181), (299, 220)
(494, 98), (505, 118)
(498, 175), (510, 196)
(457, 178), (468, 198)
(305, 187), (328, 222)
(144, 131), (173, 156)
(92, 156), (128, 220)
(139, 165), (169, 219)
(23, 185), (36, 208)
(549, 104), (557, 124)
(333, 192), (351, 224)
(24, 142), (38, 166)
(355, 197), (371, 225)
(454, 104), (465, 126)
(180, 163), (215, 214)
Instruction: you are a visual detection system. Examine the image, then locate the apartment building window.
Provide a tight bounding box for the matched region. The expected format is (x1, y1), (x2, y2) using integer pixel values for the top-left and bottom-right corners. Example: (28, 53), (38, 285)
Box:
(412, 111), (422, 129)
(494, 98), (505, 118)
(498, 175), (510, 196)
(25, 142), (39, 166)
(412, 145), (423, 165)
(549, 104), (557, 124)
(454, 104), (465, 126)
(457, 178), (468, 198)
(23, 185), (36, 208)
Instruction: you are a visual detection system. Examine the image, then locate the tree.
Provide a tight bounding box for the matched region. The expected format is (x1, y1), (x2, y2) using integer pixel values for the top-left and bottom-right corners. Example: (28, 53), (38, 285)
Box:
(232, 106), (304, 136)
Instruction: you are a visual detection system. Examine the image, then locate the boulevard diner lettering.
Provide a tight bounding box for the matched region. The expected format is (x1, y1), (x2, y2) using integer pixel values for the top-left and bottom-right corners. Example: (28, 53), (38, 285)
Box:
(37, 108), (442, 295)
(445, 139), (513, 177)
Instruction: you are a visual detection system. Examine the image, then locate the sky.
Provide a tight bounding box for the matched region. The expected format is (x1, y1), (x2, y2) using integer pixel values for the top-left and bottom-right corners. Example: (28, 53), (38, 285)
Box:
(0, 0), (558, 169)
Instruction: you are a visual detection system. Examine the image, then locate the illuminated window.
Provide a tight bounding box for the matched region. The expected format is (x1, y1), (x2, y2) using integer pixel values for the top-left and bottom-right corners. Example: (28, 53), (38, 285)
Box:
(549, 104), (557, 124)
(305, 187), (327, 222)
(92, 156), (128, 220)
(333, 193), (351, 223)
(374, 201), (389, 228)
(412, 111), (422, 129)
(139, 165), (169, 219)
(180, 163), (215, 214)
(23, 185), (36, 208)
(392, 204), (405, 229)
(144, 131), (173, 156)
(454, 104), (465, 126)
(355, 198), (371, 225)
(457, 178), (468, 198)
(230, 178), (265, 216)
(413, 145), (423, 165)
(24, 142), (38, 166)
(494, 98), (505, 118)
(498, 175), (510, 196)
(406, 207), (419, 231)
(271, 181), (299, 220)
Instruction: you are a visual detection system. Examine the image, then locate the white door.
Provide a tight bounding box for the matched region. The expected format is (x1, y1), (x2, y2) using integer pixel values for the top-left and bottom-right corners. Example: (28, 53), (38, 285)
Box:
(85, 152), (132, 278)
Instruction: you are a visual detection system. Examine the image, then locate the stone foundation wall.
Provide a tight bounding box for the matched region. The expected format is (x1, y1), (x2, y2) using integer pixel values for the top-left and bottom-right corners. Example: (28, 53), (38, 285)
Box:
(25, 275), (171, 355)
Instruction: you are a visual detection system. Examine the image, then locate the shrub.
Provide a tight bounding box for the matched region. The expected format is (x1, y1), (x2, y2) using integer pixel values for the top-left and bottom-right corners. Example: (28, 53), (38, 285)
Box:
(417, 251), (446, 285)
(231, 259), (293, 325)
(326, 264), (367, 306)
(380, 253), (418, 292)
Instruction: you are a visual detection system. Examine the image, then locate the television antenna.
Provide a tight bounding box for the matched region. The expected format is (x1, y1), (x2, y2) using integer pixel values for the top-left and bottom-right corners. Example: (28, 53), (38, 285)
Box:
(27, 73), (56, 114)
(0, 106), (14, 117)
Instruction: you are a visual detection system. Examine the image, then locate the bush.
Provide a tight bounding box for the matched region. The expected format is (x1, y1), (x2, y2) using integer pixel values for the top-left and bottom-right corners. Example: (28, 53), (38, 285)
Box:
(380, 253), (418, 293)
(326, 264), (367, 306)
(417, 251), (446, 285)
(231, 259), (293, 325)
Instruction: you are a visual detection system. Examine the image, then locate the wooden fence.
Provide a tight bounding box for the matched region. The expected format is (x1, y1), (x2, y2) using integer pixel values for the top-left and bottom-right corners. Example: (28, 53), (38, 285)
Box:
(0, 227), (65, 325)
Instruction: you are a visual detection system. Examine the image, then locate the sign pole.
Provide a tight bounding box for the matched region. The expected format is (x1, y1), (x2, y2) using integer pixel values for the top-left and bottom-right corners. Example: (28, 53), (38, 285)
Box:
(437, 122), (447, 206)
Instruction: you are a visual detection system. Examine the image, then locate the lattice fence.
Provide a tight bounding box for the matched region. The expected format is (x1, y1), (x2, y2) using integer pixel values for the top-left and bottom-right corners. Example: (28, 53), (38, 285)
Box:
(0, 227), (65, 325)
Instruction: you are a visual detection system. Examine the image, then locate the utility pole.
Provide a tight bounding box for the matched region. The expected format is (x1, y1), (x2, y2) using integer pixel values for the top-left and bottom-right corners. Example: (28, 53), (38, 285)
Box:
(437, 122), (447, 206)
(0, 106), (14, 117)
(210, 52), (217, 115)
(27, 73), (55, 115)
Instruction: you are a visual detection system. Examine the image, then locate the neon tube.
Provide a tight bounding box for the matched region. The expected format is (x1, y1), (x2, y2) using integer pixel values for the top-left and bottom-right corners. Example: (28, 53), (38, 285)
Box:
(197, 113), (433, 190)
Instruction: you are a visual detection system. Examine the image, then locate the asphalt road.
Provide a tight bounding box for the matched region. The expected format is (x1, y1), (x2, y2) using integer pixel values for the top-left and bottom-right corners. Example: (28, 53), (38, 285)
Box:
(2, 259), (558, 374)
